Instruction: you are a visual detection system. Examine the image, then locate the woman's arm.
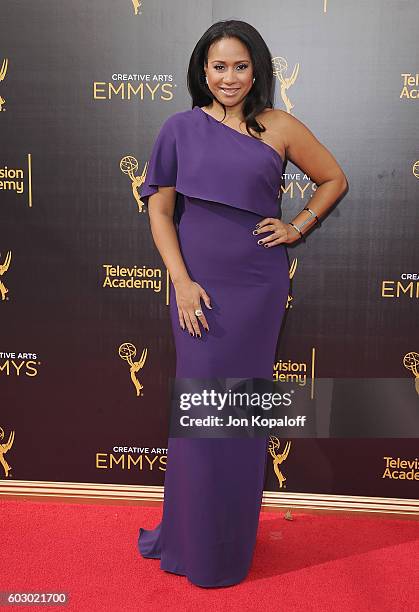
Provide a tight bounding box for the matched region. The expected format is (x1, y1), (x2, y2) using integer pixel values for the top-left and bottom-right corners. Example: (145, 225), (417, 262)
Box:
(282, 111), (348, 238)
(147, 187), (211, 337)
(254, 111), (348, 247)
(147, 186), (190, 285)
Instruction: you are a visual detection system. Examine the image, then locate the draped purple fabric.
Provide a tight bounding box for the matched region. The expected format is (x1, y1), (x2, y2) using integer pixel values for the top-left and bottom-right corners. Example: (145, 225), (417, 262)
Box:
(138, 106), (290, 588)
(140, 105), (283, 218)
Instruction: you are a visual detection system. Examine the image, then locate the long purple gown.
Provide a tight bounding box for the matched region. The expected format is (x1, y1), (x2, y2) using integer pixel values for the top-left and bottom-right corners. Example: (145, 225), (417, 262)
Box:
(137, 105), (289, 587)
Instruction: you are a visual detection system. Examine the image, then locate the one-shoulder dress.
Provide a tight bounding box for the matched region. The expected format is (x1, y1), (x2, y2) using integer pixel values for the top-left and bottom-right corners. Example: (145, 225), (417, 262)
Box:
(137, 105), (289, 588)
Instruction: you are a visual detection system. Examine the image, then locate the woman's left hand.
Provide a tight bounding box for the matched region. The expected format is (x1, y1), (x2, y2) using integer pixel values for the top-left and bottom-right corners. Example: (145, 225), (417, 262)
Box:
(253, 218), (301, 246)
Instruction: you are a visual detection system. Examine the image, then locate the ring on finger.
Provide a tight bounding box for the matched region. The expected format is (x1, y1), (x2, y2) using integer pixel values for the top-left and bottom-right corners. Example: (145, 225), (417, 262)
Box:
(195, 309), (203, 316)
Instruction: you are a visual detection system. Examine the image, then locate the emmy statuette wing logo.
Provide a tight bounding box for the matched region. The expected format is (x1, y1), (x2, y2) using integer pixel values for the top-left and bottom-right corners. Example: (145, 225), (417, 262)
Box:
(0, 427), (15, 478)
(286, 257), (298, 309)
(403, 352), (419, 396)
(118, 342), (148, 397)
(131, 0), (142, 15)
(272, 56), (299, 115)
(0, 250), (12, 301)
(269, 436), (291, 489)
(0, 57), (8, 112)
(120, 156), (148, 213)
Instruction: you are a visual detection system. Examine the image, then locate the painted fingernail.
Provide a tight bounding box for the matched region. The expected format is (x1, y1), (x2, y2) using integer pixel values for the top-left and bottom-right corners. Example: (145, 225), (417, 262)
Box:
(264, 243), (270, 248)
(190, 332), (194, 337)
(205, 327), (209, 332)
(255, 223), (260, 228)
(252, 230), (258, 235)
(257, 239), (263, 245)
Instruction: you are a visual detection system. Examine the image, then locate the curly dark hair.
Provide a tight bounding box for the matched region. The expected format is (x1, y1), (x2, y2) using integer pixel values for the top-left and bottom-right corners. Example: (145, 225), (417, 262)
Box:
(187, 19), (275, 138)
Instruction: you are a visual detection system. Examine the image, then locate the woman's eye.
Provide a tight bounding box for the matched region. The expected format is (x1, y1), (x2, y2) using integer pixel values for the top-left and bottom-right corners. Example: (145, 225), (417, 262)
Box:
(214, 64), (249, 70)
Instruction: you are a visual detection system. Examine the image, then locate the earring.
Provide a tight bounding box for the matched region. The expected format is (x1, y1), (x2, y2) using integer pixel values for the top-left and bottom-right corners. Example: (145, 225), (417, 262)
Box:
(252, 77), (255, 83)
(205, 75), (208, 84)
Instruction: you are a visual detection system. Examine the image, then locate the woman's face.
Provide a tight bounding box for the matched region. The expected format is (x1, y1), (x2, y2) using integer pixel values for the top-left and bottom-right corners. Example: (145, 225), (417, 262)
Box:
(204, 37), (254, 108)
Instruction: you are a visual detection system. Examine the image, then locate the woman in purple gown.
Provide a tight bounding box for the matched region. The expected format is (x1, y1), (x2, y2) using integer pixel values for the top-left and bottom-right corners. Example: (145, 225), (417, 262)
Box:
(137, 20), (347, 588)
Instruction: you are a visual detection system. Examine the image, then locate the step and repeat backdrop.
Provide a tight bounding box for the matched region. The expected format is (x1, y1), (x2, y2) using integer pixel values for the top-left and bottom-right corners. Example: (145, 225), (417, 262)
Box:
(1, 1), (418, 501)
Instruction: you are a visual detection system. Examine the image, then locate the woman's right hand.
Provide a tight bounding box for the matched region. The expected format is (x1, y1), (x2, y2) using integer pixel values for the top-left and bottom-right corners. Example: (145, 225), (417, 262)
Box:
(174, 278), (211, 337)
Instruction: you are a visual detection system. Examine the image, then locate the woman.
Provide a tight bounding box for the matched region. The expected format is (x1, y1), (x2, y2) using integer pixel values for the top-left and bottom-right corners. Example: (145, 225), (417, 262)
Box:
(137, 20), (347, 588)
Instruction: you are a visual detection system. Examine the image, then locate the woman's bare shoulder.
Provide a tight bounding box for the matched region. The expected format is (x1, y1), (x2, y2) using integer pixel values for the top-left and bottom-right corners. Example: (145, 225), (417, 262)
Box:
(260, 109), (319, 150)
(258, 108), (291, 128)
(256, 109), (289, 157)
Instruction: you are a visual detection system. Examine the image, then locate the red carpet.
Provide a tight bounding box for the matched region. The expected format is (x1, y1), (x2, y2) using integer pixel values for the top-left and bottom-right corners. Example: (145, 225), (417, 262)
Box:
(1, 499), (418, 611)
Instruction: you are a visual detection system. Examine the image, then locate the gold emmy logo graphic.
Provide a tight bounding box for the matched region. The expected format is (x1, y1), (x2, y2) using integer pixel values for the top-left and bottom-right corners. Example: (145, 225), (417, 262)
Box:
(131, 0), (142, 15)
(381, 274), (418, 299)
(118, 342), (148, 396)
(0, 57), (8, 112)
(286, 257), (298, 308)
(0, 426), (14, 478)
(413, 161), (419, 179)
(94, 75), (174, 102)
(403, 352), (419, 395)
(272, 56), (299, 114)
(96, 445), (167, 471)
(269, 437), (291, 489)
(0, 352), (39, 376)
(120, 156), (148, 213)
(0, 250), (12, 301)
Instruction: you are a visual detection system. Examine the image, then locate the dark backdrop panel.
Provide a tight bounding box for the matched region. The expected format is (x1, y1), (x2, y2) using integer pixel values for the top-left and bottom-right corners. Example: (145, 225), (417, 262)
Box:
(0, 1), (417, 500)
